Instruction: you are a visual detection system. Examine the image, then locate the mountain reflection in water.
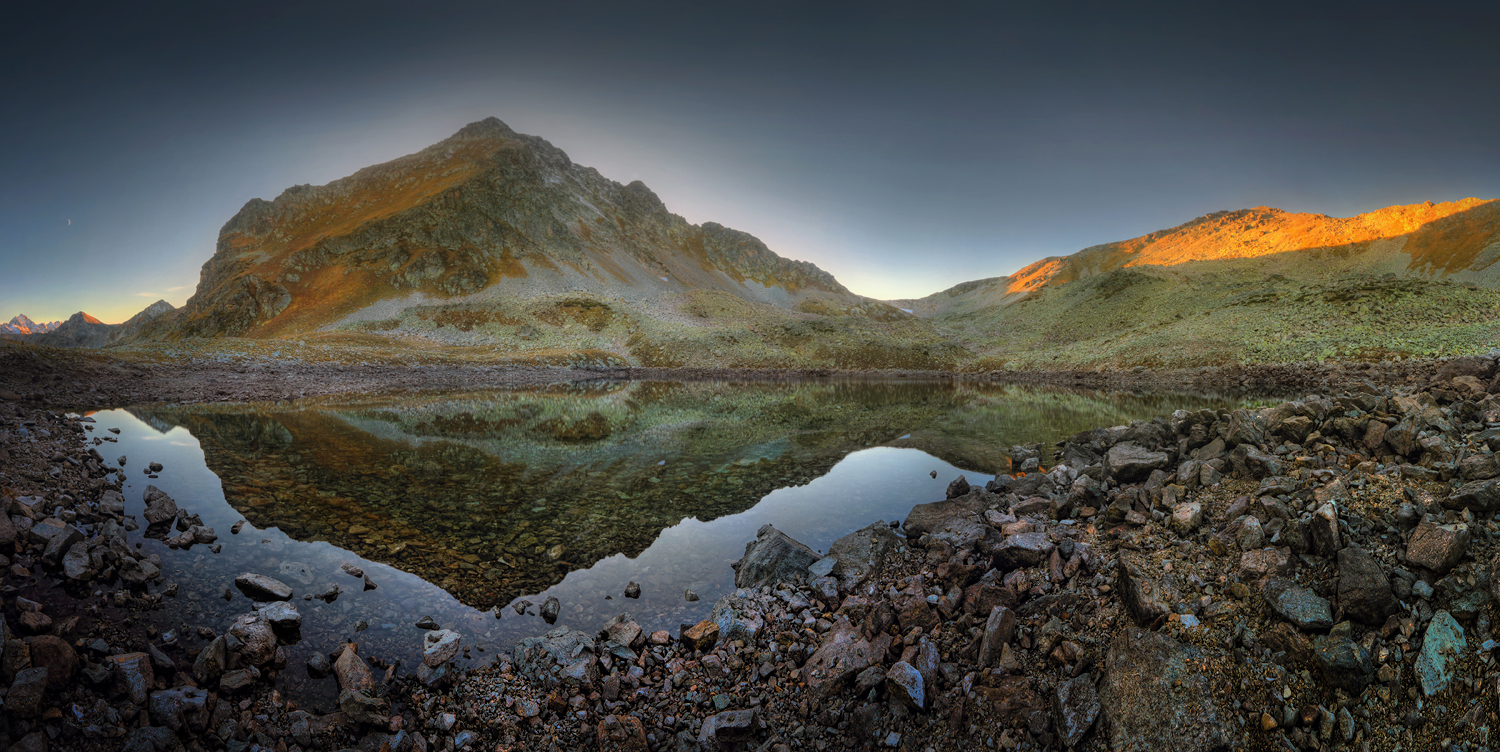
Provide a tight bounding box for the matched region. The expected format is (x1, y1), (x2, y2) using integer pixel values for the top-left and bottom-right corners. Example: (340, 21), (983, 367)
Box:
(131, 381), (1264, 612)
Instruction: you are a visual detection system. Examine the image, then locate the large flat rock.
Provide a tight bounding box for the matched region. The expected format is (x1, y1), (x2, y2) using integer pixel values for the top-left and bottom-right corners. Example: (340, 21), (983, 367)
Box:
(1100, 628), (1231, 751)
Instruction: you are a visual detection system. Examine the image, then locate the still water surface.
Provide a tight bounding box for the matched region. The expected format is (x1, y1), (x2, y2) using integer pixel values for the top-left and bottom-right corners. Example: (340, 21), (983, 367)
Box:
(88, 380), (1265, 709)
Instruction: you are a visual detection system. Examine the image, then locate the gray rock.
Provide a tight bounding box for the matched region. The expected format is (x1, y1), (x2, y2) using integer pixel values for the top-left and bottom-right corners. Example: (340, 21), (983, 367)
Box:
(699, 709), (762, 746)
(624, 581), (641, 599)
(991, 532), (1054, 571)
(1230, 444), (1283, 479)
(6, 666), (48, 716)
(1312, 635), (1375, 693)
(107, 652), (154, 705)
(1235, 516), (1264, 551)
(1263, 578), (1333, 632)
(62, 541), (93, 580)
(1406, 518), (1470, 574)
(234, 572), (293, 601)
(424, 629), (461, 667)
(193, 635), (227, 684)
(1446, 478), (1500, 511)
(946, 475), (971, 499)
(1308, 503), (1341, 557)
(885, 661), (925, 711)
(142, 485), (177, 525)
(120, 726), (185, 752)
(825, 521), (902, 592)
(800, 616), (894, 698)
(515, 627), (596, 681)
(710, 592), (765, 644)
(1415, 610), (1466, 696)
(228, 611), (277, 666)
(1169, 502), (1203, 536)
(731, 524), (820, 589)
(979, 606), (1016, 668)
(903, 490), (989, 537)
(1238, 547), (1292, 581)
(256, 601), (302, 634)
(1117, 554), (1173, 627)
(540, 596), (561, 624)
(1100, 628), (1229, 751)
(1106, 443), (1170, 483)
(1337, 546), (1397, 624)
(601, 613), (644, 650)
(1054, 673), (1101, 748)
(149, 686), (210, 732)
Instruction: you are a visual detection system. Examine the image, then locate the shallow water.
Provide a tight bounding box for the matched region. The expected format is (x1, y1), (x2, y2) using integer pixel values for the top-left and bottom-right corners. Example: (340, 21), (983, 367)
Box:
(87, 380), (1265, 709)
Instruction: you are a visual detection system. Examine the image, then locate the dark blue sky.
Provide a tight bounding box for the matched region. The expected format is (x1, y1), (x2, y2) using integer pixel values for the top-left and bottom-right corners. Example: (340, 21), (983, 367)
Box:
(3, 1), (1497, 322)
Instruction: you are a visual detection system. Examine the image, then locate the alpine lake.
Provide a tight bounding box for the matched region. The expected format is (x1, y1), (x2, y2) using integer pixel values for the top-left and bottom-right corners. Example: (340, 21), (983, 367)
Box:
(78, 379), (1271, 710)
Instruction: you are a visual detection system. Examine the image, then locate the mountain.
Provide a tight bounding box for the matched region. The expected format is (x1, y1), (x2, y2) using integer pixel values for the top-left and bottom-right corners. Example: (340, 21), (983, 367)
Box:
(14, 301), (176, 348)
(126, 118), (959, 368)
(893, 198), (1500, 368)
(0, 315), (61, 337)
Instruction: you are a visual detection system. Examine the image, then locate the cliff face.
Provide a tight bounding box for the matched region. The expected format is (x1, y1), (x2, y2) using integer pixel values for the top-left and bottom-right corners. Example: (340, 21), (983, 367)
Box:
(136, 118), (857, 342)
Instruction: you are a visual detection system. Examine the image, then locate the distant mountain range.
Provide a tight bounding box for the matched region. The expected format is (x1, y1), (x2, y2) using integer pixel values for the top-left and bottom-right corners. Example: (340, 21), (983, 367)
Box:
(2, 301), (174, 347)
(16, 117), (1500, 367)
(0, 315), (61, 337)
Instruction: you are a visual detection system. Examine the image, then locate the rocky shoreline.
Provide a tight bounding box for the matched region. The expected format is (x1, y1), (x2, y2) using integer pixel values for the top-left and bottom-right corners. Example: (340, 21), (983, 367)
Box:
(5, 355), (1500, 750)
(0, 338), (1475, 409)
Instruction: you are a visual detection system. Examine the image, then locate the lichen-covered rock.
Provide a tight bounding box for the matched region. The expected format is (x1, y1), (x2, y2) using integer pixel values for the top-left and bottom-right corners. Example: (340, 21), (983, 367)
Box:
(1407, 518), (1470, 574)
(1100, 628), (1229, 751)
(1415, 610), (1466, 696)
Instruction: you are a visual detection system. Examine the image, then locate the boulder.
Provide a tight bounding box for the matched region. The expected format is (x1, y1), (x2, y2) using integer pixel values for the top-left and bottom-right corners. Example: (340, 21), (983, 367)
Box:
(800, 616), (894, 698)
(108, 652), (154, 705)
(978, 606), (1017, 668)
(1169, 502), (1202, 536)
(423, 629), (461, 667)
(1445, 478), (1500, 511)
(62, 541), (93, 580)
(1238, 547), (1292, 581)
(142, 485), (178, 525)
(1100, 628), (1229, 751)
(1053, 673), (1101, 748)
(22, 635), (76, 691)
(601, 613), (645, 651)
(903, 491), (989, 537)
(698, 709), (763, 747)
(1336, 546), (1397, 624)
(1229, 444), (1283, 479)
(1308, 503), (1341, 557)
(6, 666), (48, 717)
(228, 611), (277, 666)
(1105, 443), (1170, 483)
(515, 627), (596, 681)
(149, 686), (211, 732)
(193, 635), (228, 684)
(1117, 554), (1173, 627)
(1407, 518), (1470, 574)
(256, 601), (302, 634)
(945, 476), (971, 498)
(991, 532), (1054, 571)
(1312, 635), (1375, 693)
(885, 661), (925, 711)
(710, 592), (766, 644)
(731, 524), (819, 589)
(1262, 578), (1333, 632)
(234, 572), (293, 601)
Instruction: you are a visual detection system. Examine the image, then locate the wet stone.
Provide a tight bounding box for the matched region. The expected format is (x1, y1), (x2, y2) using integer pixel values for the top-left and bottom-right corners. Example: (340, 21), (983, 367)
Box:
(234, 572), (293, 601)
(424, 629), (461, 667)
